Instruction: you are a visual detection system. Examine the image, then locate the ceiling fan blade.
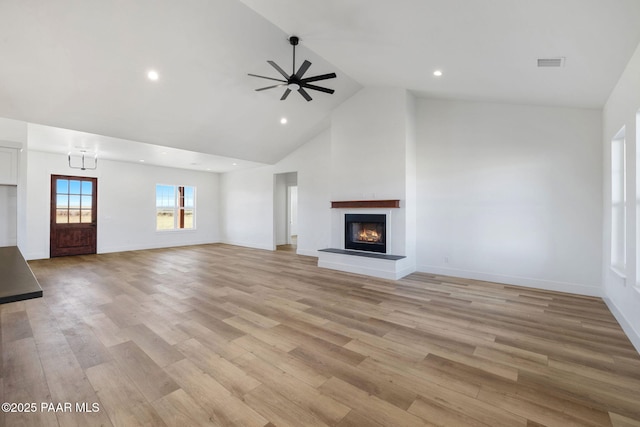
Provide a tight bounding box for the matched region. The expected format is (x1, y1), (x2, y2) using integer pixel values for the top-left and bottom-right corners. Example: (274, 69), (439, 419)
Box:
(298, 87), (312, 102)
(248, 73), (287, 83)
(255, 83), (286, 92)
(301, 83), (335, 94)
(294, 60), (312, 79)
(301, 72), (337, 83)
(280, 88), (292, 100)
(267, 60), (290, 79)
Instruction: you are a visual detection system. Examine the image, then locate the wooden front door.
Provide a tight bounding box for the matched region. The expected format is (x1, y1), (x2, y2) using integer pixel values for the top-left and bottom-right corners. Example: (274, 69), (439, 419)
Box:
(50, 175), (97, 257)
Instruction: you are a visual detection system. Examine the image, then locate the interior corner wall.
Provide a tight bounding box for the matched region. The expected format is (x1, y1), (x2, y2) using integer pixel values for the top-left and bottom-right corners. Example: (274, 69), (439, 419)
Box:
(220, 129), (331, 256)
(602, 41), (640, 352)
(24, 150), (221, 259)
(416, 98), (603, 296)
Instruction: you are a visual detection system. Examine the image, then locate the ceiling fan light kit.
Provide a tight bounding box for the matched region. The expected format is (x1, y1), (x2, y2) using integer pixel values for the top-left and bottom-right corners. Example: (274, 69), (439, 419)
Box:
(249, 36), (336, 102)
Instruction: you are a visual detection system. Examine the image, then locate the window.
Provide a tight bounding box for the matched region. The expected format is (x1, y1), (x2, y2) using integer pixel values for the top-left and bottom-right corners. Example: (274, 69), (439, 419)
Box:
(611, 127), (626, 276)
(156, 184), (195, 230)
(56, 178), (94, 224)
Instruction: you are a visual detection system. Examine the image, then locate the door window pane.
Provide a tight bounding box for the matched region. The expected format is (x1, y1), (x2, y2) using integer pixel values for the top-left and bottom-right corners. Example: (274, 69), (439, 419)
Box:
(56, 209), (68, 223)
(81, 181), (93, 195)
(69, 180), (81, 194)
(56, 194), (69, 208)
(69, 195), (81, 209)
(68, 209), (81, 223)
(81, 195), (92, 208)
(80, 210), (92, 223)
(57, 179), (69, 193)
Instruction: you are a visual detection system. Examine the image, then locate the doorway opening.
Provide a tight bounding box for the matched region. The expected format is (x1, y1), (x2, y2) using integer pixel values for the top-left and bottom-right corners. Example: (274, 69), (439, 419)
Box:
(274, 172), (298, 252)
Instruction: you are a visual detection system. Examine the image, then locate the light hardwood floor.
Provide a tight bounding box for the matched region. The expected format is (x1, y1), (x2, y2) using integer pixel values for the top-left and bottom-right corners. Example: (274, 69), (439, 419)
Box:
(2, 244), (639, 426)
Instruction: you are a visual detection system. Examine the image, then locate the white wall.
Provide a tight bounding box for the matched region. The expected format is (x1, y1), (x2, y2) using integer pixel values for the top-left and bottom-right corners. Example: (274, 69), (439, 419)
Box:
(220, 165), (275, 251)
(417, 99), (603, 296)
(220, 129), (331, 256)
(0, 185), (17, 246)
(23, 151), (220, 259)
(0, 118), (28, 252)
(602, 41), (640, 352)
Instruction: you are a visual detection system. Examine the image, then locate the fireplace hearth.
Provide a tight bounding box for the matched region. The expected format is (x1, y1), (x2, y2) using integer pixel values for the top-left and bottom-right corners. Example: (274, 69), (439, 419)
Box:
(345, 214), (386, 253)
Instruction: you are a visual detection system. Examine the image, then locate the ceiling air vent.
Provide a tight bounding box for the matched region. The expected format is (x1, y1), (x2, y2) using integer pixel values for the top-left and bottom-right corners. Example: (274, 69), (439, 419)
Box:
(537, 57), (565, 67)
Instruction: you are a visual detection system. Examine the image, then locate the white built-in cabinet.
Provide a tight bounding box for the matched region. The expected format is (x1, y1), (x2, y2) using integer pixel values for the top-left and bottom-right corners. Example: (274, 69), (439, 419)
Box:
(0, 147), (18, 185)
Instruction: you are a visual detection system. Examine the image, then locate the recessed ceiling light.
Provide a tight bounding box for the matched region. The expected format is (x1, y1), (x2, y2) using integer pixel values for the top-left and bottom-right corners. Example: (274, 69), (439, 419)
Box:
(139, 159), (145, 162)
(280, 117), (288, 124)
(147, 70), (159, 81)
(433, 70), (443, 77)
(232, 162), (238, 166)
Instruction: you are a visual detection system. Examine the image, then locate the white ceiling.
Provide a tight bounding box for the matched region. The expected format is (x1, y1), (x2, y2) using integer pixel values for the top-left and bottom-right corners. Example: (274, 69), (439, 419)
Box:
(1, 0), (640, 171)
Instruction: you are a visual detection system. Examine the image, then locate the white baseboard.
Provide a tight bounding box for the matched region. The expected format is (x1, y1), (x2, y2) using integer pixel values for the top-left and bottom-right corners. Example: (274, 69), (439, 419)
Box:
(24, 240), (221, 260)
(22, 251), (48, 261)
(418, 264), (602, 297)
(603, 296), (640, 354)
(296, 248), (319, 257)
(220, 240), (274, 251)
(98, 239), (219, 255)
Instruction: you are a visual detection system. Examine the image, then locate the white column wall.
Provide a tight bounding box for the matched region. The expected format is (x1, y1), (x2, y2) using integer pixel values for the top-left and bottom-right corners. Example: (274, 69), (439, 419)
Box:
(329, 87), (412, 259)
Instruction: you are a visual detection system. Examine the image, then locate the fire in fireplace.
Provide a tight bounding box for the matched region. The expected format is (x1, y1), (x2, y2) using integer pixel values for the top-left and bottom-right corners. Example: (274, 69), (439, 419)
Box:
(345, 214), (386, 253)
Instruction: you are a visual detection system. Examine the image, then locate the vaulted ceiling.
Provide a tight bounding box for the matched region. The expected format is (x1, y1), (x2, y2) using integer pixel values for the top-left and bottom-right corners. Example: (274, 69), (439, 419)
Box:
(1, 0), (639, 170)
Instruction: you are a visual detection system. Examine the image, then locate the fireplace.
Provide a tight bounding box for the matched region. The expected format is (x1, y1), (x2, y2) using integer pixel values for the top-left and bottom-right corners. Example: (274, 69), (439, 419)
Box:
(345, 214), (386, 253)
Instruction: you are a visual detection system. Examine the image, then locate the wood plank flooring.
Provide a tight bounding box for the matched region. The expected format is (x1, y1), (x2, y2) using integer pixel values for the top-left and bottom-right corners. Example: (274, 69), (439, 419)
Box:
(1, 243), (639, 426)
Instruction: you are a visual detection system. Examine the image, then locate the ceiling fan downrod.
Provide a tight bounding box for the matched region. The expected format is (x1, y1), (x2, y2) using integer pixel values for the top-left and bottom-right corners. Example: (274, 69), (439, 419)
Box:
(289, 36), (299, 76)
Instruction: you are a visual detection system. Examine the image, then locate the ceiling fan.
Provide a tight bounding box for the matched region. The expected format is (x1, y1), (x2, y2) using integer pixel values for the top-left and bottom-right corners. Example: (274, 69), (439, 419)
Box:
(248, 36), (336, 101)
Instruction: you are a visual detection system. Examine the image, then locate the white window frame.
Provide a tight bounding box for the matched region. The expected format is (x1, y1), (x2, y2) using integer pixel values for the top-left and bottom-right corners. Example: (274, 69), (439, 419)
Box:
(156, 184), (196, 231)
(611, 126), (626, 278)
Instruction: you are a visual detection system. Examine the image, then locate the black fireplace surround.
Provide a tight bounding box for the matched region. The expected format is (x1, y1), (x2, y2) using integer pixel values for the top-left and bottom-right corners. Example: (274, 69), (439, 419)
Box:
(344, 214), (386, 253)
